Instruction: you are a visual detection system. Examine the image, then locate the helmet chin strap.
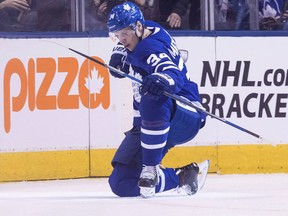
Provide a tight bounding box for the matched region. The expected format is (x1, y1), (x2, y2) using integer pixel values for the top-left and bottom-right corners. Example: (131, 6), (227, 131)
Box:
(135, 22), (145, 41)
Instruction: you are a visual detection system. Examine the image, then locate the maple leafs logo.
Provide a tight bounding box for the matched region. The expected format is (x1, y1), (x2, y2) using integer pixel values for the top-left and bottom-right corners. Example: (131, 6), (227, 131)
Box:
(134, 72), (143, 82)
(85, 66), (104, 100)
(132, 72), (143, 103)
(123, 3), (131, 11)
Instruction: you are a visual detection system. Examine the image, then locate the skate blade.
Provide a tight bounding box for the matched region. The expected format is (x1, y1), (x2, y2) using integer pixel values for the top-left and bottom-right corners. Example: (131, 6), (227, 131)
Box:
(197, 160), (210, 191)
(139, 186), (155, 198)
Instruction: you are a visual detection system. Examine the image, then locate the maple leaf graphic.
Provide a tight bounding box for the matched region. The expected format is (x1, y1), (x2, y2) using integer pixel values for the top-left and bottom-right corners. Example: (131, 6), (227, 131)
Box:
(85, 66), (104, 100)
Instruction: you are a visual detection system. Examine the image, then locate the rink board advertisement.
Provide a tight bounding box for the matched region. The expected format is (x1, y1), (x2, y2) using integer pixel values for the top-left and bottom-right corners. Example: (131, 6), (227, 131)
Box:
(0, 34), (287, 181)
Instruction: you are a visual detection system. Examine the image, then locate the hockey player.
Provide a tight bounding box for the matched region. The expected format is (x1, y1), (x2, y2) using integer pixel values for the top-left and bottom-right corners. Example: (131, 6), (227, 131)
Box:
(107, 2), (208, 198)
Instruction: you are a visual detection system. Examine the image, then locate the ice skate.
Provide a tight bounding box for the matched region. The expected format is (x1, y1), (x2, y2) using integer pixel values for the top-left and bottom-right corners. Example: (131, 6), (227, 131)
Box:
(176, 160), (210, 195)
(138, 165), (159, 198)
(176, 162), (199, 195)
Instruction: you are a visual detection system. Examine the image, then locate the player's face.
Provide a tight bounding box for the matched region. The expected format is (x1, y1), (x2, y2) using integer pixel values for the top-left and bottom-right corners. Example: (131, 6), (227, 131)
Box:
(114, 27), (139, 51)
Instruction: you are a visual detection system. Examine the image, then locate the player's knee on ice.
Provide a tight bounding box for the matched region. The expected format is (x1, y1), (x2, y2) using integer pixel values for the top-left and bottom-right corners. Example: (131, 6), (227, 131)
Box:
(108, 164), (141, 197)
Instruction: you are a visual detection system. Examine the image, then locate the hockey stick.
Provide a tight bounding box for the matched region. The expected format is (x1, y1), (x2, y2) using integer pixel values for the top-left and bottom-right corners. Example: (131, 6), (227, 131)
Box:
(44, 41), (275, 146)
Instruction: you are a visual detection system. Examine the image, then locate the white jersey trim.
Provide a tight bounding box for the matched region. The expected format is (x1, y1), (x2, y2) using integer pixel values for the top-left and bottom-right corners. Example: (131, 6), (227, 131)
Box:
(141, 127), (170, 135)
(141, 141), (166, 150)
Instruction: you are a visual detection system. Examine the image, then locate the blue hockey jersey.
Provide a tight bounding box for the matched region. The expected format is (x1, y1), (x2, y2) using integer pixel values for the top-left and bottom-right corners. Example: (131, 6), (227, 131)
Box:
(127, 21), (203, 126)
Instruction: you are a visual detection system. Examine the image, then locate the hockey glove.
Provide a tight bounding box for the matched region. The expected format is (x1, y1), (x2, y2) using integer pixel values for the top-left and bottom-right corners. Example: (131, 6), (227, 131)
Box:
(109, 43), (130, 78)
(140, 73), (176, 100)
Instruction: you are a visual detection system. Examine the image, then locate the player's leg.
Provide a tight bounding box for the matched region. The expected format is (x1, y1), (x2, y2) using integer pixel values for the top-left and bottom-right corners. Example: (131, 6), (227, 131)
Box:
(163, 99), (207, 195)
(108, 102), (206, 197)
(108, 124), (179, 197)
(108, 163), (141, 197)
(109, 163), (180, 197)
(167, 100), (203, 145)
(138, 96), (174, 197)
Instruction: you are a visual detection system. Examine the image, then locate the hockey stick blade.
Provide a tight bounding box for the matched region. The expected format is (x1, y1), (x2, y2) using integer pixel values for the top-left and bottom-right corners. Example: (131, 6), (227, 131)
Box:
(45, 42), (274, 146)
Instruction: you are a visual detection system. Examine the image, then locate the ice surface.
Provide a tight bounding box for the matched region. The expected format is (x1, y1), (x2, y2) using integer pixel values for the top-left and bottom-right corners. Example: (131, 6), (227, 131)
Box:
(0, 174), (288, 216)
